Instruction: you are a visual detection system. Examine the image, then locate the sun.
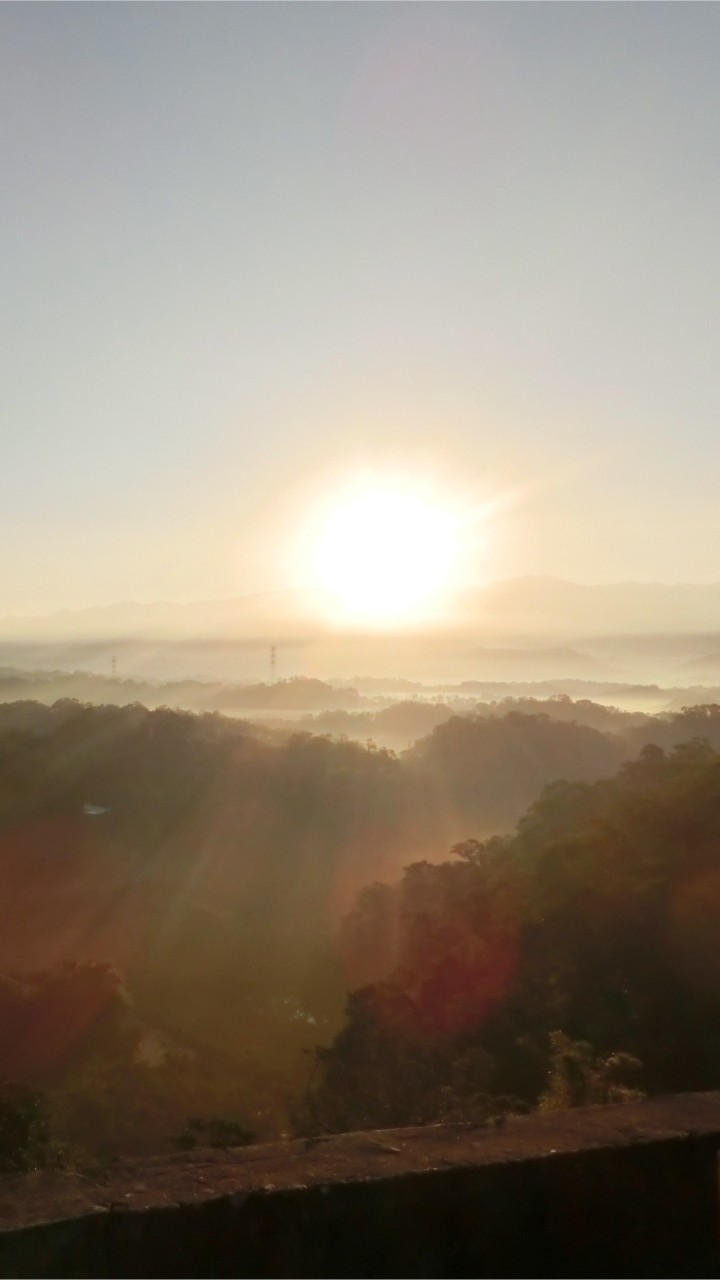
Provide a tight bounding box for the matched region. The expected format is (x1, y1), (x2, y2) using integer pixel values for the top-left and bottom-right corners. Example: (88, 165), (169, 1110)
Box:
(312, 484), (460, 625)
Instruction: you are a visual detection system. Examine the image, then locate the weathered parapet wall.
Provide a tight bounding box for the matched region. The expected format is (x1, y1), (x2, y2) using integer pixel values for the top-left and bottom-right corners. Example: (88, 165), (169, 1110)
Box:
(1, 1092), (720, 1279)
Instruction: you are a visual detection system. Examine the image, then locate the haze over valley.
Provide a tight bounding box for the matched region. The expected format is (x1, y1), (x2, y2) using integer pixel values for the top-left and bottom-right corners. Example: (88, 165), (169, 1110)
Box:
(6, 576), (720, 691)
(4, 1), (720, 1191)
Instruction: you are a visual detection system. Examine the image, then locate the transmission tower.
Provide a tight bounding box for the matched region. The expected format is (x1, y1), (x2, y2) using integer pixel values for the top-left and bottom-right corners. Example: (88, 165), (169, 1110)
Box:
(270, 645), (277, 684)
(111, 655), (118, 680)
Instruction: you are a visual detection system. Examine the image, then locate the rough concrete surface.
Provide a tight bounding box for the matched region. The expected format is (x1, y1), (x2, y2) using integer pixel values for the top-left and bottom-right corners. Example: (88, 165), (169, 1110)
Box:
(0, 1092), (719, 1278)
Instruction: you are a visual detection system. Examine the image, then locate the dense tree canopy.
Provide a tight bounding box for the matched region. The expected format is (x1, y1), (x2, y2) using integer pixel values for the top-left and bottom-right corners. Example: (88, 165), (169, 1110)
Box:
(312, 741), (720, 1132)
(0, 696), (720, 1158)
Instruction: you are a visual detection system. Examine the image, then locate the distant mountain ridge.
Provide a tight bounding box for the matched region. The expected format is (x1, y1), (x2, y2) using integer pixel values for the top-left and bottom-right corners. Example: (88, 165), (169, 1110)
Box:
(465, 644), (605, 679)
(459, 576), (720, 637)
(4, 577), (720, 641)
(0, 589), (314, 640)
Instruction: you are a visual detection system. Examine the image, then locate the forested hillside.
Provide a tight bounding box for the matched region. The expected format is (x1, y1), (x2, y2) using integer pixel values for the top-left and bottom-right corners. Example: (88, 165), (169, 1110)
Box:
(318, 740), (720, 1131)
(1, 698), (720, 1163)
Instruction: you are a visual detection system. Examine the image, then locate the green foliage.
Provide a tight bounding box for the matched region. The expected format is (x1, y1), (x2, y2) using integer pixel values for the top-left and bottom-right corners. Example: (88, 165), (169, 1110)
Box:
(313, 739), (720, 1131)
(170, 1116), (256, 1151)
(2, 698), (720, 1157)
(406, 711), (625, 833)
(51, 1052), (263, 1161)
(0, 1079), (59, 1171)
(0, 963), (135, 1085)
(299, 992), (504, 1136)
(538, 1033), (644, 1111)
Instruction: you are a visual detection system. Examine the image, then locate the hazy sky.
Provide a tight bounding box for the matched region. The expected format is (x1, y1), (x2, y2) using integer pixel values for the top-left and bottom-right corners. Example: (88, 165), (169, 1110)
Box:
(3, 2), (720, 614)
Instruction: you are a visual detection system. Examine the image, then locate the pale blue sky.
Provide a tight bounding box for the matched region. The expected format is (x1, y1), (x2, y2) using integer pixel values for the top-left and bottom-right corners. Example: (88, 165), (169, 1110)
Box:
(2, 2), (720, 613)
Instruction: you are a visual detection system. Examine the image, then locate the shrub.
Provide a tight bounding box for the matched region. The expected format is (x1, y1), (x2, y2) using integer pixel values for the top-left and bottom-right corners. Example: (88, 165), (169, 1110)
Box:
(0, 1079), (59, 1171)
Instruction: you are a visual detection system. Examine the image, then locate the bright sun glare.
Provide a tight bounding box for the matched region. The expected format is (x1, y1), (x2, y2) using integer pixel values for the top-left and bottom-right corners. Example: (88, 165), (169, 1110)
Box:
(312, 485), (460, 626)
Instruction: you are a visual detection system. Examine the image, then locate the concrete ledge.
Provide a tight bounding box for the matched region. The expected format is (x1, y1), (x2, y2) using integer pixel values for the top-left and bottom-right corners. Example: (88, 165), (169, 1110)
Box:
(1, 1092), (720, 1277)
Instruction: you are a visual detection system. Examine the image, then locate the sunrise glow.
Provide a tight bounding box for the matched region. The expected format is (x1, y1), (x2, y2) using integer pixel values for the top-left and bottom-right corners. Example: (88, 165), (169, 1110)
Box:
(312, 485), (461, 626)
